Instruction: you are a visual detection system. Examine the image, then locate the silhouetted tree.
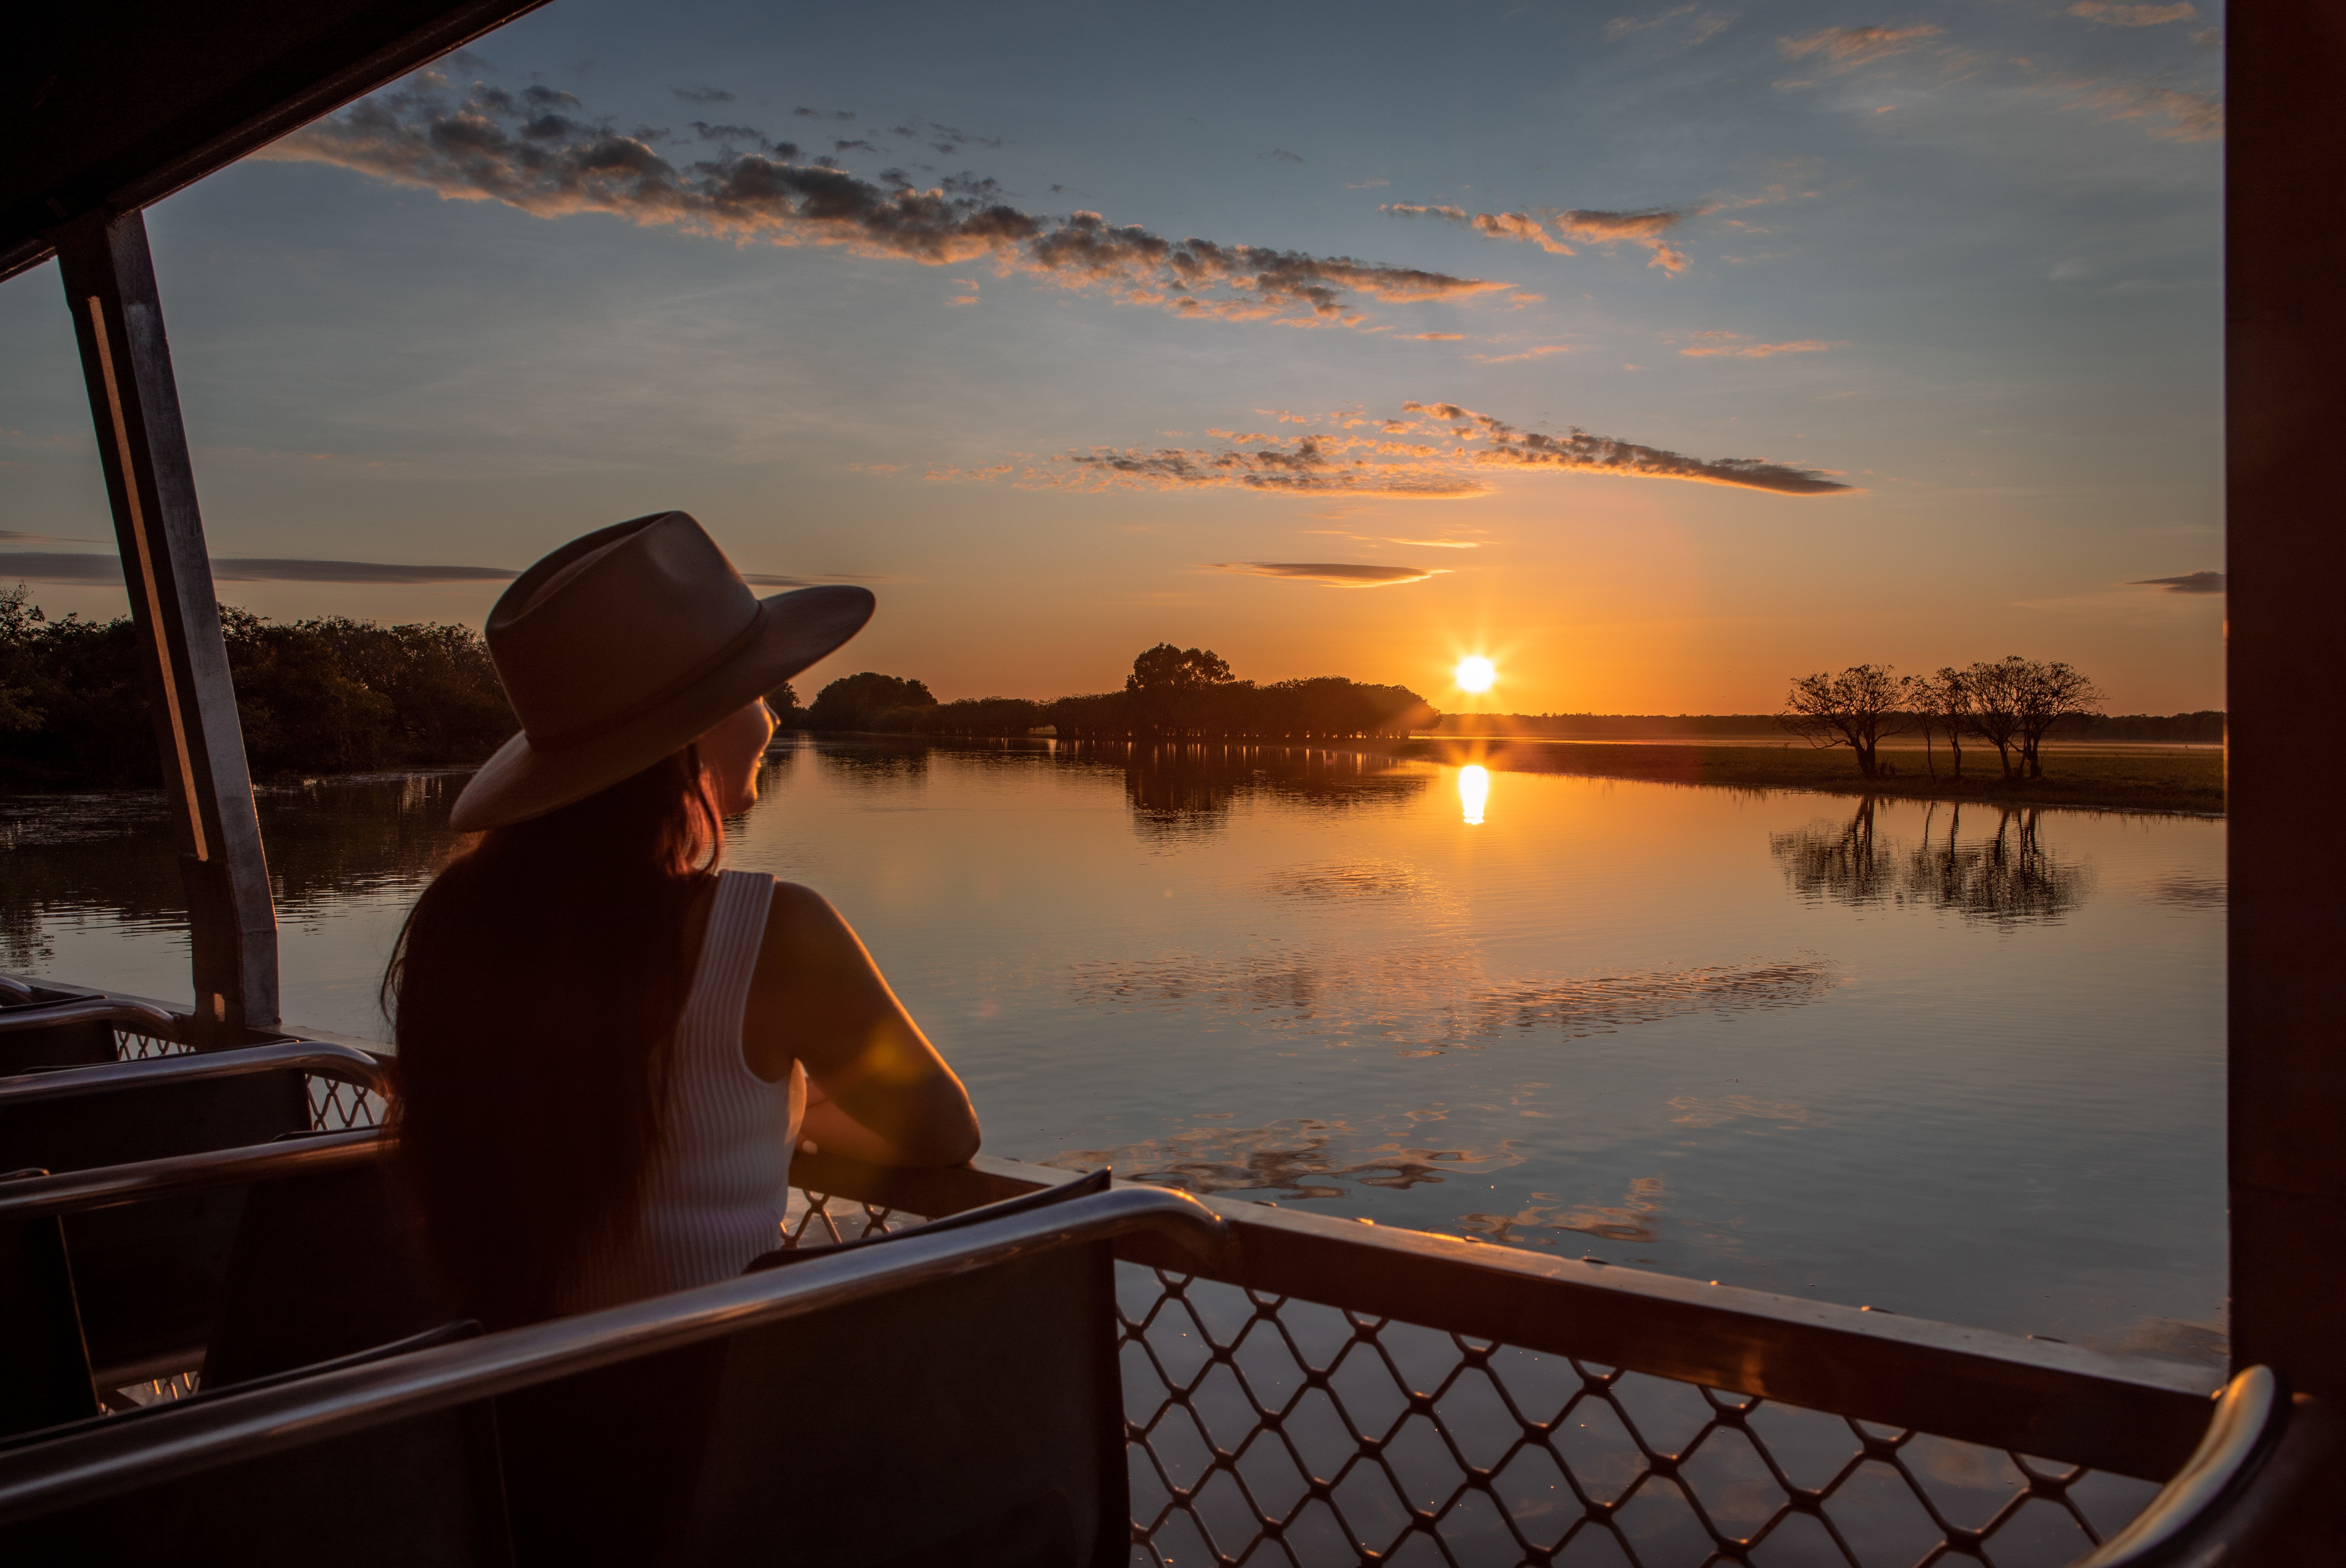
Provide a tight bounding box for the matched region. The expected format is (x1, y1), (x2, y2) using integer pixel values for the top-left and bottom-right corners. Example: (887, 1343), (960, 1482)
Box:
(765, 680), (806, 728)
(2011, 660), (2105, 779)
(0, 585), (42, 734)
(1957, 658), (2029, 780)
(1908, 668), (1970, 779)
(804, 672), (937, 732)
(1779, 664), (1914, 781)
(1126, 644), (1237, 736)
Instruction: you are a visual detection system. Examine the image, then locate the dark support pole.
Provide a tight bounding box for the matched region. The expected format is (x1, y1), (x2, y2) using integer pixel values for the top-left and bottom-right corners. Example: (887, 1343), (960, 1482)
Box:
(2226, 0), (2346, 1543)
(52, 211), (278, 1045)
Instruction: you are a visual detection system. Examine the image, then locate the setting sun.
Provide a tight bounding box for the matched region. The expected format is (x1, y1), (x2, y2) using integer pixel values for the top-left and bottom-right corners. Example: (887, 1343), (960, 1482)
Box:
(1455, 657), (1496, 694)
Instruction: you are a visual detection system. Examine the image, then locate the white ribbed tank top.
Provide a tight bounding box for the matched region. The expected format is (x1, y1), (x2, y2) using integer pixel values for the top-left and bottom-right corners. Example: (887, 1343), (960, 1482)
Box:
(560, 870), (804, 1312)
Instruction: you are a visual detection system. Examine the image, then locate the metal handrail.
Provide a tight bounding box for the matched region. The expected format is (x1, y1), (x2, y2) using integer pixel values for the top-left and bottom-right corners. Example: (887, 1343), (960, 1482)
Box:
(0, 1129), (385, 1223)
(0, 1041), (393, 1107)
(2067, 1366), (2281, 1565)
(0, 998), (185, 1038)
(0, 1183), (1228, 1525)
(793, 1151), (2225, 1483)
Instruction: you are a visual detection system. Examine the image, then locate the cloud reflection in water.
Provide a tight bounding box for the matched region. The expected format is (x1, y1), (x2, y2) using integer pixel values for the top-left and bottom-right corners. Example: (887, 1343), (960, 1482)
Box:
(1048, 1116), (1516, 1201)
(1067, 946), (1838, 1052)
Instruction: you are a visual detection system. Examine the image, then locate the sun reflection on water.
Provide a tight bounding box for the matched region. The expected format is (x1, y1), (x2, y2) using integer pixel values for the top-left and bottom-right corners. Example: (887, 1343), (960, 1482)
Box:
(1458, 765), (1489, 826)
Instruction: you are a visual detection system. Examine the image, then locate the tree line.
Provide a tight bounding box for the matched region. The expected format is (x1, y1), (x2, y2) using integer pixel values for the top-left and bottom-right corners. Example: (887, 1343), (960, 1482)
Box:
(1, 585), (1434, 787)
(1435, 710), (2222, 743)
(1, 587), (511, 786)
(1782, 658), (2110, 782)
(786, 643), (1437, 742)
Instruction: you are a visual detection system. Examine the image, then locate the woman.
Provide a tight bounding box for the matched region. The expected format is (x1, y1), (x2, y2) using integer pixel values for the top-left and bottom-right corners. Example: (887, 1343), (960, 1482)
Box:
(385, 511), (980, 1328)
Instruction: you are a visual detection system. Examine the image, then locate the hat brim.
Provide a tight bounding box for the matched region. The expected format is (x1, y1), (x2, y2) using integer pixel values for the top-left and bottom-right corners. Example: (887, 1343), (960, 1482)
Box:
(448, 584), (873, 832)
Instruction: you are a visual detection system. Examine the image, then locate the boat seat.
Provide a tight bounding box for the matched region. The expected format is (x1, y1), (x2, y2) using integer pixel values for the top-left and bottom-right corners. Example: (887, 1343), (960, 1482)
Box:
(0, 1169), (97, 1438)
(0, 1320), (513, 1567)
(497, 1166), (1127, 1568)
(200, 1146), (452, 1389)
(0, 1068), (311, 1377)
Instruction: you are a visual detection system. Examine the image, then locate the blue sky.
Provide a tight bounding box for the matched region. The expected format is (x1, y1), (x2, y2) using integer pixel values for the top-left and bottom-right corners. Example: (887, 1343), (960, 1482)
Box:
(0, 0), (2224, 712)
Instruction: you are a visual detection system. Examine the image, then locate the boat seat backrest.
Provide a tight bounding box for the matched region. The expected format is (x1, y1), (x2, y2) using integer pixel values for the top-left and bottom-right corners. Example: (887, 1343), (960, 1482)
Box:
(0, 1326), (514, 1568)
(680, 1236), (1125, 1568)
(0, 1170), (97, 1437)
(497, 1168), (1127, 1568)
(0, 1071), (313, 1374)
(200, 1155), (453, 1389)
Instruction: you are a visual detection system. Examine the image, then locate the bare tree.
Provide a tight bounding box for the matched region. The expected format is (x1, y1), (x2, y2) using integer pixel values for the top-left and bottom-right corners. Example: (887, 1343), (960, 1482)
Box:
(1779, 664), (1914, 781)
(1959, 658), (2029, 780)
(2012, 660), (2105, 779)
(1909, 667), (1970, 779)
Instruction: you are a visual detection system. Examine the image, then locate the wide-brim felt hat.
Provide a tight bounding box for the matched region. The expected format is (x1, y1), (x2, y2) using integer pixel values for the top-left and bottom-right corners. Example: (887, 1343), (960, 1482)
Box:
(450, 511), (872, 831)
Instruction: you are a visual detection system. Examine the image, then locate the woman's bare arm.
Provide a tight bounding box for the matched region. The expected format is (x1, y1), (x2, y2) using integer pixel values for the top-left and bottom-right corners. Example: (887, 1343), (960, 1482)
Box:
(742, 880), (980, 1166)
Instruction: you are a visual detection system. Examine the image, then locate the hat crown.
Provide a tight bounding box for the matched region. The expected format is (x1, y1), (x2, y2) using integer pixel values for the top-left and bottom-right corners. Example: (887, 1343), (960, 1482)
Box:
(486, 512), (760, 746)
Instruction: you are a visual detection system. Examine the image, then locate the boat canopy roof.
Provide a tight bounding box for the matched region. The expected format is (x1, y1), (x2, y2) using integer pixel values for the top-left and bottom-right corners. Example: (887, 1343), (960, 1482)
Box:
(4, 0), (547, 284)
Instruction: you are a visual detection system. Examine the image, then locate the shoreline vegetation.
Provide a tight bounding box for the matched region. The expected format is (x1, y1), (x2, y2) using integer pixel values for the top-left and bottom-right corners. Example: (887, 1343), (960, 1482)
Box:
(1401, 735), (2224, 817)
(0, 596), (2222, 812)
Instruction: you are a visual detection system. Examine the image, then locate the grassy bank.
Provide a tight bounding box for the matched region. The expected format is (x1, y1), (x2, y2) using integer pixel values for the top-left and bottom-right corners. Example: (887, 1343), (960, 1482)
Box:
(1403, 736), (2224, 816)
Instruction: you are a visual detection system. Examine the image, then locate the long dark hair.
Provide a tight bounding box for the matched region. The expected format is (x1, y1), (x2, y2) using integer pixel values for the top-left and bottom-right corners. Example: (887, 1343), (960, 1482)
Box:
(385, 747), (720, 1327)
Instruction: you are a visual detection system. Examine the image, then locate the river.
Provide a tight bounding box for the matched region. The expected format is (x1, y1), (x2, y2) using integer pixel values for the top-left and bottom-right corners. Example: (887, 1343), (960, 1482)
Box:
(0, 737), (2226, 1366)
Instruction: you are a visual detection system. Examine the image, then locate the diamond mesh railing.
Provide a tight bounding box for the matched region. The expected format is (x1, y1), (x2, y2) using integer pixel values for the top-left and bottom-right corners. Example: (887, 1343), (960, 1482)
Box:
(774, 1170), (2181, 1568)
(1113, 1268), (2161, 1568)
(109, 1022), (389, 1133)
(111, 1025), (190, 1060)
(30, 996), (2200, 1562)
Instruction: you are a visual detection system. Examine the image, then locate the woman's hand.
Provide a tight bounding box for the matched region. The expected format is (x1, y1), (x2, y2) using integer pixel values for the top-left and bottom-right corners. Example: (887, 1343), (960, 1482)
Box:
(743, 881), (981, 1166)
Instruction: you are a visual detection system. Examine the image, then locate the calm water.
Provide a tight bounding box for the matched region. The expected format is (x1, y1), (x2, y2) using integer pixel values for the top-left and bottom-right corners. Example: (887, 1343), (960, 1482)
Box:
(0, 739), (2226, 1365)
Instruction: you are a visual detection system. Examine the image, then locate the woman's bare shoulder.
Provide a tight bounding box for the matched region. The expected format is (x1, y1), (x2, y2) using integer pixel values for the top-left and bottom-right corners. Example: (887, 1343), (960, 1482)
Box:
(753, 880), (863, 975)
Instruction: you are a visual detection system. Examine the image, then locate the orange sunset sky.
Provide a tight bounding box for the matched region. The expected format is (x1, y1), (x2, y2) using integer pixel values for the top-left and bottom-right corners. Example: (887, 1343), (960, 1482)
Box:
(0, 0), (2225, 714)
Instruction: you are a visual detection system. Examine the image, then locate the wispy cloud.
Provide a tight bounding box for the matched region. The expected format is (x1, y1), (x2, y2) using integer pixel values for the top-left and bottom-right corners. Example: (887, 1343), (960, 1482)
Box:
(672, 85), (734, 104)
(1679, 332), (1846, 358)
(261, 75), (1506, 326)
(1607, 5), (1735, 47)
(0, 530), (99, 545)
(1471, 345), (1571, 363)
(1211, 562), (1439, 587)
(2131, 570), (2224, 594)
(885, 120), (1002, 156)
(1779, 23), (1945, 67)
(1609, 5), (1697, 39)
(1308, 528), (1483, 549)
(2069, 0), (2196, 25)
(1413, 400), (1853, 494)
(2058, 77), (2223, 140)
(1410, 332), (1466, 341)
(1384, 202), (1698, 273)
(933, 401), (1853, 498)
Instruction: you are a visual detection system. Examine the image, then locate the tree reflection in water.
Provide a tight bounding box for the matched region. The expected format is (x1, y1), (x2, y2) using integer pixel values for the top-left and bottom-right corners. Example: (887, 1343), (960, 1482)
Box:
(1115, 742), (1428, 840)
(0, 772), (473, 971)
(1770, 797), (2095, 924)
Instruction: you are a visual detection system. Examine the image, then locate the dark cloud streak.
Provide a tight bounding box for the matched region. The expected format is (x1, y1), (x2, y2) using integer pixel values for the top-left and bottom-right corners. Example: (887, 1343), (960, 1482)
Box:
(263, 77), (1503, 324)
(1030, 403), (1850, 497)
(1212, 562), (1437, 587)
(2131, 571), (2224, 594)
